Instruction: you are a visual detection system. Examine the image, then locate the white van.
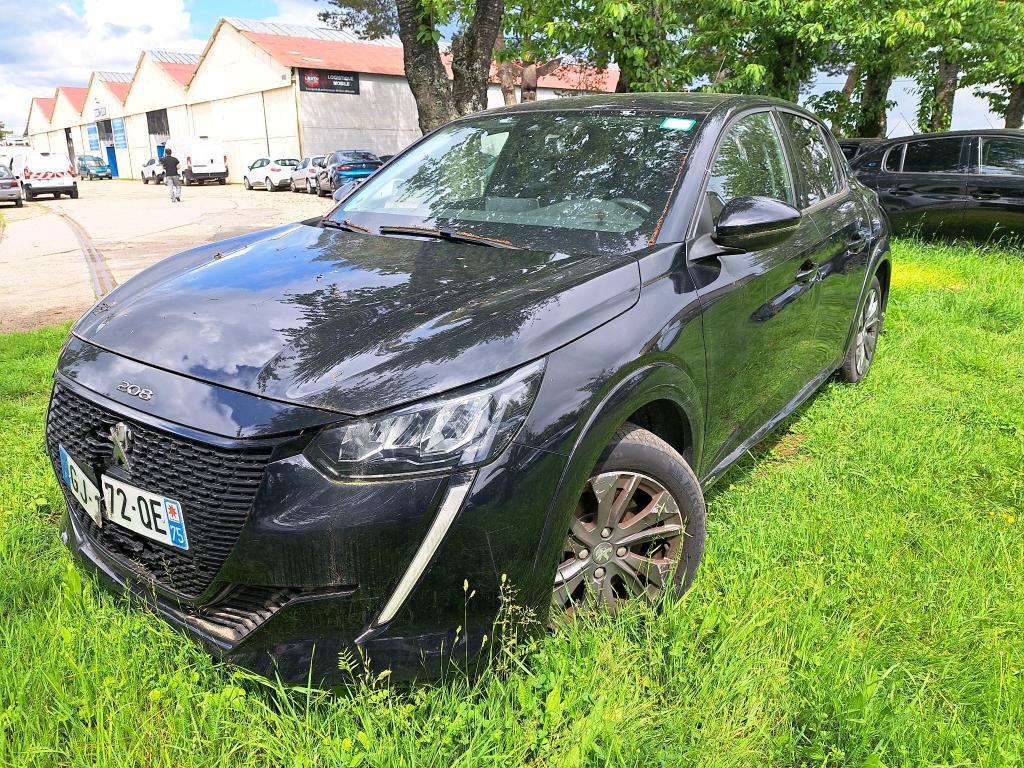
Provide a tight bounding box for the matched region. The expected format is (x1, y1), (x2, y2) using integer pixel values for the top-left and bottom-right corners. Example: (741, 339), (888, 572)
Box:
(10, 151), (78, 199)
(162, 137), (228, 185)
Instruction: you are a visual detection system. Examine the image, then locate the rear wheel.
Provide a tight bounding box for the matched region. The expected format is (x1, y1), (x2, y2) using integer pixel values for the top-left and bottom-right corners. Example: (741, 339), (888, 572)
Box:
(53, 192), (61, 199)
(24, 187), (33, 201)
(218, 177), (226, 185)
(551, 424), (706, 616)
(142, 175), (149, 184)
(840, 275), (883, 383)
(15, 198), (23, 208)
(307, 179), (316, 194)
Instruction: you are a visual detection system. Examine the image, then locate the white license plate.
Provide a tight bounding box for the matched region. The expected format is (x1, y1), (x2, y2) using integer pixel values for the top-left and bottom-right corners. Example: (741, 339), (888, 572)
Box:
(59, 445), (189, 550)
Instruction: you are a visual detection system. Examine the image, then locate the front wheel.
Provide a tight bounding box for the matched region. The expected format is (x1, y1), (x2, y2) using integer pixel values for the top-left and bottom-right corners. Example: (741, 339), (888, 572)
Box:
(840, 275), (883, 383)
(265, 177), (275, 192)
(551, 424), (706, 615)
(243, 176), (252, 190)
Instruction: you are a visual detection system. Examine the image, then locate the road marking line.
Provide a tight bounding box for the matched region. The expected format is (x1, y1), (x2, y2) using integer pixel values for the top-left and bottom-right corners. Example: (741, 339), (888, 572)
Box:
(53, 210), (118, 299)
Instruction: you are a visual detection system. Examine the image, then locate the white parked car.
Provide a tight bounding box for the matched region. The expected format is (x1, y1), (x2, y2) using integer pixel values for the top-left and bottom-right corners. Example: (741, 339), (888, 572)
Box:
(10, 151), (78, 200)
(289, 155), (325, 193)
(244, 158), (300, 191)
(0, 165), (23, 207)
(141, 157), (164, 183)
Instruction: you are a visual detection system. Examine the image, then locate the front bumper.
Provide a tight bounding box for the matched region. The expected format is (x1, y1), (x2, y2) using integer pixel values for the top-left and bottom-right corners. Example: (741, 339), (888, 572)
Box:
(47, 349), (565, 683)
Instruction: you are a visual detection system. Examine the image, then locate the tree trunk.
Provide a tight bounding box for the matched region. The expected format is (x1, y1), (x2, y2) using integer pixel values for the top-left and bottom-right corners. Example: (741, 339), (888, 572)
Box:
(1004, 81), (1024, 129)
(855, 64), (894, 138)
(450, 0), (506, 117)
(395, 0), (457, 133)
(520, 59), (560, 102)
(493, 36), (518, 106)
(925, 57), (958, 133)
(832, 66), (859, 134)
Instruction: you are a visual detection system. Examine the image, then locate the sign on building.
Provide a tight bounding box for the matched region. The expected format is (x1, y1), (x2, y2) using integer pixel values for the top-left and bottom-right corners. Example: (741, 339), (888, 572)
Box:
(298, 69), (359, 95)
(94, 106), (107, 118)
(112, 118), (127, 149)
(87, 124), (100, 151)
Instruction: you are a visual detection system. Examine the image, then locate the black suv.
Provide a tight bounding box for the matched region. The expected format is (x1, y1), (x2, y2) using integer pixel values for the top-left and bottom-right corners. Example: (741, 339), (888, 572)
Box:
(851, 128), (1024, 238)
(46, 94), (890, 683)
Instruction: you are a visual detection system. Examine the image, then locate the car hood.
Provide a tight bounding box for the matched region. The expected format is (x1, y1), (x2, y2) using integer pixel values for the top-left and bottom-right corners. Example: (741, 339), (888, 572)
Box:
(73, 223), (642, 415)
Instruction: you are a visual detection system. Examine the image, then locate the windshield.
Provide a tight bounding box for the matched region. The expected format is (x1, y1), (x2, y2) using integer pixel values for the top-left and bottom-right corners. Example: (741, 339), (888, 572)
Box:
(83, 158), (105, 167)
(331, 110), (699, 254)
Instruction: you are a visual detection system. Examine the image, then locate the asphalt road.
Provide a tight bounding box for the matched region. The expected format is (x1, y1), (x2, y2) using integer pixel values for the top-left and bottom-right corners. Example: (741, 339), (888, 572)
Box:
(0, 177), (332, 332)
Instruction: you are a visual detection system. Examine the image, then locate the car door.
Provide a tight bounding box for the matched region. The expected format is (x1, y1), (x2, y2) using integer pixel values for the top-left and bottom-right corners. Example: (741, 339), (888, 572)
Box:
(874, 136), (969, 235)
(962, 134), (1024, 238)
(249, 158), (268, 184)
(778, 111), (871, 372)
(691, 110), (823, 473)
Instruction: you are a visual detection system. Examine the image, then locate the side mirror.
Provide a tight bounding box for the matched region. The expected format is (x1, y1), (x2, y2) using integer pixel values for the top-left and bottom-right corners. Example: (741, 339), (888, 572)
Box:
(712, 196), (801, 251)
(333, 178), (364, 202)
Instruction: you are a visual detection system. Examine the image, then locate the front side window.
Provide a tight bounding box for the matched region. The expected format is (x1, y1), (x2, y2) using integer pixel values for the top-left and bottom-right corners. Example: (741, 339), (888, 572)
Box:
(781, 113), (841, 206)
(902, 138), (963, 174)
(978, 137), (1024, 176)
(333, 111), (700, 255)
(706, 112), (793, 223)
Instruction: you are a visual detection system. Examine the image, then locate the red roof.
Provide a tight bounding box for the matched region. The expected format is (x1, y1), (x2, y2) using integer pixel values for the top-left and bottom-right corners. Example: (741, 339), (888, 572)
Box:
(32, 97), (56, 121)
(240, 31), (616, 92)
(57, 86), (88, 114)
(105, 81), (131, 103)
(159, 60), (199, 87)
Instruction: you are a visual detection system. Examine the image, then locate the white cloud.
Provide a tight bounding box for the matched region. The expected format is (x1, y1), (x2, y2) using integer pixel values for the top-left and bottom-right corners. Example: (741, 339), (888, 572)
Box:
(0, 0), (204, 135)
(263, 0), (324, 26)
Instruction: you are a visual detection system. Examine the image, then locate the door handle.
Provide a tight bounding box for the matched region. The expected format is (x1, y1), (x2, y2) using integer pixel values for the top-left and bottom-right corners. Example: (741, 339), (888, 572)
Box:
(795, 261), (819, 283)
(971, 191), (1000, 200)
(886, 186), (914, 196)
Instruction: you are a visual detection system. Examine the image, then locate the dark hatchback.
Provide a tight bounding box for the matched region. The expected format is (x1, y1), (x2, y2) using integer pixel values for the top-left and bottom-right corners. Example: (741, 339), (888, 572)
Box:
(851, 129), (1024, 239)
(46, 94), (890, 684)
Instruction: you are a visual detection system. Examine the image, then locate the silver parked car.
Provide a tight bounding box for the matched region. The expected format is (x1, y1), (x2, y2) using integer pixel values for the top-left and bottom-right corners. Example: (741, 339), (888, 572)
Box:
(0, 165), (23, 207)
(290, 155), (325, 193)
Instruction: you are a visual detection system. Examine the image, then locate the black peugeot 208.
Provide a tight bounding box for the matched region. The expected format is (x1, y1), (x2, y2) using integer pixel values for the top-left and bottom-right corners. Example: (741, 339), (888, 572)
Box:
(46, 93), (890, 683)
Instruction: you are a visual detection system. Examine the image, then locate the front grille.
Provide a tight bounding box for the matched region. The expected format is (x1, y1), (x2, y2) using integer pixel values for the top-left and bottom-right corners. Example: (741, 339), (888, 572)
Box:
(183, 586), (300, 645)
(45, 383), (274, 599)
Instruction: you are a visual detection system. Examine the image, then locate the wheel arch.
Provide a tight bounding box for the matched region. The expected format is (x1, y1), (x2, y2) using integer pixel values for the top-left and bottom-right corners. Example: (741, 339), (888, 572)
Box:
(527, 360), (704, 596)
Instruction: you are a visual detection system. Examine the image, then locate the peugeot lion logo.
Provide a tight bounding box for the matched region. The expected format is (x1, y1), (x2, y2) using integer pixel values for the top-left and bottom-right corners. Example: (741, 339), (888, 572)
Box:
(109, 422), (132, 470)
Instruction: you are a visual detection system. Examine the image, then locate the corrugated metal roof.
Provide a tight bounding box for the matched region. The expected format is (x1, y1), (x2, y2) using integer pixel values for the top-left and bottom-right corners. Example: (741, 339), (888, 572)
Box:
(148, 50), (201, 65)
(224, 17), (403, 47)
(95, 71), (133, 83)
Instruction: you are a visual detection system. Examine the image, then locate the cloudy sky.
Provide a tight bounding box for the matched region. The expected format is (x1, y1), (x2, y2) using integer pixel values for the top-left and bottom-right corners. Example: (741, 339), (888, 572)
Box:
(1, 0), (1001, 137)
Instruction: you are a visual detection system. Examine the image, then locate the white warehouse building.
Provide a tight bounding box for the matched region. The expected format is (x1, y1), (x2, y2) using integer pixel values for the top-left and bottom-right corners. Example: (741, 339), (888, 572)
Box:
(24, 17), (616, 183)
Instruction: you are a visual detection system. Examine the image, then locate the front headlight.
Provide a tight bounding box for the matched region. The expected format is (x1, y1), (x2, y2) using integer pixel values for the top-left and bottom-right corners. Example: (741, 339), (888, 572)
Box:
(306, 360), (545, 478)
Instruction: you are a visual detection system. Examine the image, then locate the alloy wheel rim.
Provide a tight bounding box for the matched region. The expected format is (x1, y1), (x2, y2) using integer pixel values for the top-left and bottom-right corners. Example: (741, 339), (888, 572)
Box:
(553, 471), (684, 614)
(855, 287), (881, 377)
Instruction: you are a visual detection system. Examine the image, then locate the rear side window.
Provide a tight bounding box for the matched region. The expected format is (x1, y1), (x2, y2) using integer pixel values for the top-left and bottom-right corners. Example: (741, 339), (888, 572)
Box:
(706, 112), (794, 223)
(0, 166), (11, 178)
(902, 138), (963, 173)
(780, 114), (841, 206)
(978, 137), (1024, 176)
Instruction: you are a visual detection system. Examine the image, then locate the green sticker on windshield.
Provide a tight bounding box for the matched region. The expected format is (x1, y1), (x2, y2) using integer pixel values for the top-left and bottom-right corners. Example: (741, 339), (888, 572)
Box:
(661, 117), (696, 131)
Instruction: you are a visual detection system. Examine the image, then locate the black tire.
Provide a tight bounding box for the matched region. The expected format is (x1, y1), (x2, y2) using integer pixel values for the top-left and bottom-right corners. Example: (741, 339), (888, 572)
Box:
(24, 188), (33, 201)
(289, 179), (297, 193)
(243, 176), (252, 190)
(53, 192), (61, 199)
(15, 198), (23, 208)
(218, 177), (226, 185)
(551, 423), (706, 615)
(840, 275), (883, 383)
(142, 175), (149, 184)
(69, 188), (78, 199)
(184, 173), (193, 187)
(307, 179), (316, 195)
(265, 177), (276, 192)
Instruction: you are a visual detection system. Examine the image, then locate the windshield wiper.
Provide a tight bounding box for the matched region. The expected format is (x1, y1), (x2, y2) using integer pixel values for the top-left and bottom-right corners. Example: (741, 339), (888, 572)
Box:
(320, 218), (372, 233)
(377, 225), (520, 249)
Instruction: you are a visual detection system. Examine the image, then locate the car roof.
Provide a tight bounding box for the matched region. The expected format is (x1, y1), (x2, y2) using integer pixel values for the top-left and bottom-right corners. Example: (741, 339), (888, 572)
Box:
(472, 91), (813, 118)
(867, 128), (1024, 147)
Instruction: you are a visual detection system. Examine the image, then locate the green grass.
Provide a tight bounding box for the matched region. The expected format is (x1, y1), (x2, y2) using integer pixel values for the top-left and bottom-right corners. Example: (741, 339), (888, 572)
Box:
(1, 239), (1023, 767)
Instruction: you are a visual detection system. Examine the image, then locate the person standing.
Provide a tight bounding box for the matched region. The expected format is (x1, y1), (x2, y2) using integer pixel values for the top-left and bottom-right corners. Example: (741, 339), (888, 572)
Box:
(161, 150), (182, 202)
